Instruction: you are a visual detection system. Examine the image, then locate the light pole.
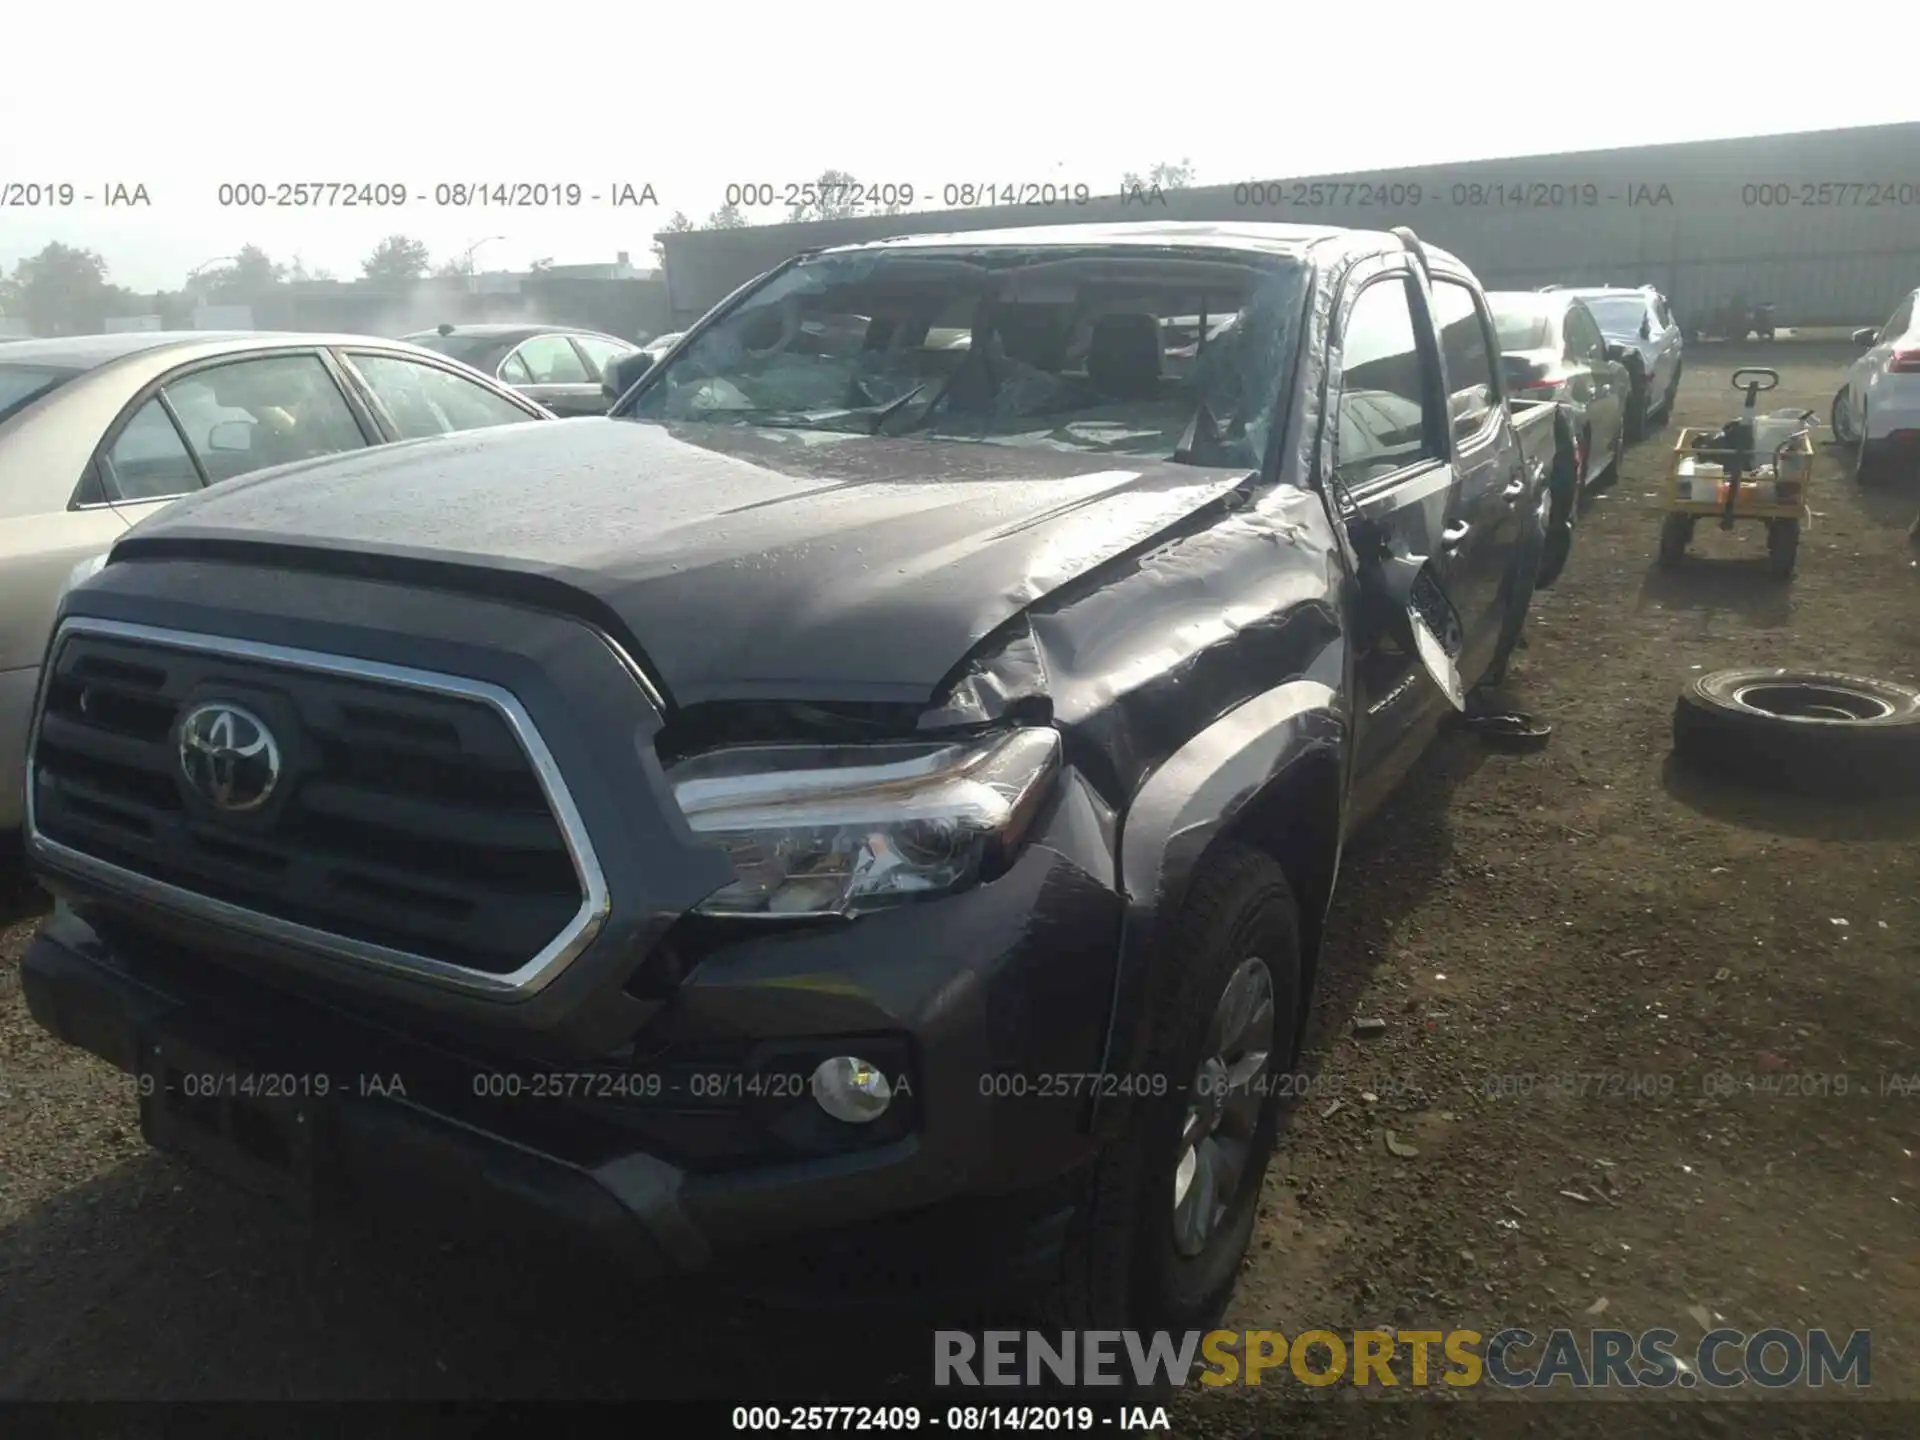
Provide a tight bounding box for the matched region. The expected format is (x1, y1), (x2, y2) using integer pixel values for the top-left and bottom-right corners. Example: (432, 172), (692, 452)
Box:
(462, 235), (505, 294)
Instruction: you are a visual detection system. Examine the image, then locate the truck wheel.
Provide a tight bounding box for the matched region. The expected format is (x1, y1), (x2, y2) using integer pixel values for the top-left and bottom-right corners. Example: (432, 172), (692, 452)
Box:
(1673, 669), (1920, 797)
(1044, 844), (1301, 1335)
(1766, 520), (1799, 579)
(1658, 513), (1692, 568)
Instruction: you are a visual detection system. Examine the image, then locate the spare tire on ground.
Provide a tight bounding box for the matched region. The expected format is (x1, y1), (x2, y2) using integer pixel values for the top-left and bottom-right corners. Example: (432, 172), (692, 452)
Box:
(1673, 669), (1920, 796)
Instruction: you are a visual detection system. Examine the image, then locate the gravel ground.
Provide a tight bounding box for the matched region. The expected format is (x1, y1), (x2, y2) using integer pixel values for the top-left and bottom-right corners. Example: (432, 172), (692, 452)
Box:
(2, 343), (1915, 1434)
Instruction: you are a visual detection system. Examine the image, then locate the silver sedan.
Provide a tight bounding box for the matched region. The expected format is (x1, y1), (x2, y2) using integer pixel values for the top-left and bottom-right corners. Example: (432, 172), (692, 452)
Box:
(0, 330), (553, 836)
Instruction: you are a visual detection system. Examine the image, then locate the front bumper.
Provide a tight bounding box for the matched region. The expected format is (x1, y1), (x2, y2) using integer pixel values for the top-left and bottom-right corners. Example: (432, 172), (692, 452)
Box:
(22, 830), (1124, 1296)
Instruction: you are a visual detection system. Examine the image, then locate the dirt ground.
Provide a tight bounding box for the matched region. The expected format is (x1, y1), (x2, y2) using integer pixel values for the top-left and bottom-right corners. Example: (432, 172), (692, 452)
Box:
(2, 343), (1916, 1432)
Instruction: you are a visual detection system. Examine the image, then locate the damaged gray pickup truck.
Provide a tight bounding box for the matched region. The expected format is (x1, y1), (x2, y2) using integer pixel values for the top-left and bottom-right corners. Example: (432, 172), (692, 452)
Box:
(21, 221), (1562, 1335)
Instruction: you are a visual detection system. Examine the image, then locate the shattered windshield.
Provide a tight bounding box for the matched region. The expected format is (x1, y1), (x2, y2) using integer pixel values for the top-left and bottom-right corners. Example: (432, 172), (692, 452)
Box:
(1581, 296), (1649, 338)
(623, 247), (1310, 469)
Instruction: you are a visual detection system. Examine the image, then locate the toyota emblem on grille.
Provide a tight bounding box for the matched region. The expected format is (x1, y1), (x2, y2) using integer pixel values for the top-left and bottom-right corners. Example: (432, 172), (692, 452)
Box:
(178, 701), (282, 813)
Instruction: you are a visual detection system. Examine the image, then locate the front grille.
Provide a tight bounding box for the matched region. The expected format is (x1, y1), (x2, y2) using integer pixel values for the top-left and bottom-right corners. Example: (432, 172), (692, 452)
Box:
(29, 623), (597, 982)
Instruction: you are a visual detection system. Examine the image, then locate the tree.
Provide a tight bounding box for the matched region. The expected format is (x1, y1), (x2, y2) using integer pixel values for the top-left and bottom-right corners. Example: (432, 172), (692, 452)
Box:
(786, 168), (903, 223)
(199, 243), (285, 299)
(5, 242), (134, 336)
(704, 201), (748, 229)
(433, 256), (474, 279)
(362, 234), (431, 285)
(653, 210), (695, 265)
(1122, 158), (1197, 193)
(286, 254), (337, 284)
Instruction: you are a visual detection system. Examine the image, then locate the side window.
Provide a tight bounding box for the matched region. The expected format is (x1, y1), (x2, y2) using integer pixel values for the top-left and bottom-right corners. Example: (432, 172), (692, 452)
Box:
(1568, 307), (1606, 364)
(347, 353), (535, 439)
(513, 334), (591, 384)
(1333, 276), (1442, 489)
(1653, 295), (1674, 329)
(103, 399), (203, 501)
(573, 334), (635, 378)
(161, 355), (368, 485)
(1880, 298), (1914, 343)
(1430, 278), (1499, 439)
(499, 351), (533, 385)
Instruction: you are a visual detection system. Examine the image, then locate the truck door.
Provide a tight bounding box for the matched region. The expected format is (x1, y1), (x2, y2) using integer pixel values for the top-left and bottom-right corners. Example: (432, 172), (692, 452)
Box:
(1424, 273), (1527, 684)
(1328, 265), (1461, 822)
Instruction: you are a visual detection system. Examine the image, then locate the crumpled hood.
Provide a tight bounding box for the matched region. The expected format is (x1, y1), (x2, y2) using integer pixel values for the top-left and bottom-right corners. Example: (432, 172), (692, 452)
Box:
(122, 418), (1257, 707)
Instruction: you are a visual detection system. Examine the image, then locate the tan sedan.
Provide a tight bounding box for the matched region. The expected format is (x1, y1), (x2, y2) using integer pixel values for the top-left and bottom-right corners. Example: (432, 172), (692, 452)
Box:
(0, 331), (554, 836)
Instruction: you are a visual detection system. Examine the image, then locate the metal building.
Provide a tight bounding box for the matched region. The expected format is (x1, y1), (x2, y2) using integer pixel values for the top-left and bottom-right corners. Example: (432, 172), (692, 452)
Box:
(657, 123), (1920, 330)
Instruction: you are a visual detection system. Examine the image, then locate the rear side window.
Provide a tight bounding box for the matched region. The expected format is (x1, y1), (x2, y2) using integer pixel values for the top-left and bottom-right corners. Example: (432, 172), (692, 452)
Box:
(0, 364), (80, 425)
(161, 354), (369, 485)
(104, 399), (203, 500)
(573, 334), (635, 378)
(346, 353), (534, 438)
(513, 334), (590, 384)
(1430, 278), (1499, 439)
(1333, 276), (1442, 488)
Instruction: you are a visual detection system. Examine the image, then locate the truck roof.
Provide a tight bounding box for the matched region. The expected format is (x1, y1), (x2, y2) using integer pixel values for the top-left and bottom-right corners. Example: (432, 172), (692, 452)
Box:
(814, 220), (1464, 271)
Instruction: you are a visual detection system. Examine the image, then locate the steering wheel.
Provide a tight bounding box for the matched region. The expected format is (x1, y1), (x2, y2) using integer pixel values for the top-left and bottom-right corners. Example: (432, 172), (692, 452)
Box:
(742, 296), (802, 361)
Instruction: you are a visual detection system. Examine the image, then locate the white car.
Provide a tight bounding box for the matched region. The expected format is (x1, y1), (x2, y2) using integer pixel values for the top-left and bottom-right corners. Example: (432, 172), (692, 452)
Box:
(1832, 288), (1920, 482)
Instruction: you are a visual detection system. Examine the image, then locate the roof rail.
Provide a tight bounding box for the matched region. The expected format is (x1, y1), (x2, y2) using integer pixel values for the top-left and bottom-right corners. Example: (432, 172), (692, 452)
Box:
(1389, 227), (1431, 286)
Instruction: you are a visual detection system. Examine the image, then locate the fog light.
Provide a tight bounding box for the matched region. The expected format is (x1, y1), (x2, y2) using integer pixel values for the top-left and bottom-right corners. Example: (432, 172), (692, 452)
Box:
(811, 1056), (892, 1124)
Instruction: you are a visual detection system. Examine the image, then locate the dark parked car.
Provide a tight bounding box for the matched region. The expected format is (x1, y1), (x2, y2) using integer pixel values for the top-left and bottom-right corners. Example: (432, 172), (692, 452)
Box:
(1487, 290), (1630, 501)
(1541, 285), (1684, 440)
(403, 323), (639, 416)
(25, 221), (1560, 1334)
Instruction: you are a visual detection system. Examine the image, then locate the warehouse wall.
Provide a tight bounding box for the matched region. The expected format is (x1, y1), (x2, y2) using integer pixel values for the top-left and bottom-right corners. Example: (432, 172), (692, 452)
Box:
(658, 123), (1920, 330)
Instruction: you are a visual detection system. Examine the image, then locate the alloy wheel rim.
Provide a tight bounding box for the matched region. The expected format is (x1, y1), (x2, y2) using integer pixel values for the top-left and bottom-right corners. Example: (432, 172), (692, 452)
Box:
(1172, 956), (1277, 1258)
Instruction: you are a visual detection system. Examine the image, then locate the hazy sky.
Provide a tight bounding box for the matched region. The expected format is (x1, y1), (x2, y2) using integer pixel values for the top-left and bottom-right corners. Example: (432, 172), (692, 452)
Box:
(4, 2), (1916, 293)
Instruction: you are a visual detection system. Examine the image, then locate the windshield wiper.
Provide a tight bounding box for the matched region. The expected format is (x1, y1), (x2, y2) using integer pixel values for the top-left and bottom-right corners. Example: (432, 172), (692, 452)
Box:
(1174, 399), (1224, 465)
(865, 381), (933, 435)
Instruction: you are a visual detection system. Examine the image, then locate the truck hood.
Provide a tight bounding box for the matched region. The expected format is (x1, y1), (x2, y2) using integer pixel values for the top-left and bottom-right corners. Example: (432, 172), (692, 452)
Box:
(119, 418), (1257, 707)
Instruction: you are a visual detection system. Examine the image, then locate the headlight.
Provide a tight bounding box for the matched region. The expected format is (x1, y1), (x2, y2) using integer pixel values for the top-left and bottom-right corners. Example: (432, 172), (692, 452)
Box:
(59, 551), (110, 602)
(670, 727), (1061, 917)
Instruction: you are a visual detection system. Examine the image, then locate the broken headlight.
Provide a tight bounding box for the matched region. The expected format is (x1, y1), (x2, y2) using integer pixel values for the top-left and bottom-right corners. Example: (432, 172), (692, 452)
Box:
(670, 728), (1061, 917)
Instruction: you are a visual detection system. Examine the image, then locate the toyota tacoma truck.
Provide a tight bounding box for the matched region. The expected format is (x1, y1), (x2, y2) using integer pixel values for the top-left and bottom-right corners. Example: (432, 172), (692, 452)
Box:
(21, 222), (1553, 1334)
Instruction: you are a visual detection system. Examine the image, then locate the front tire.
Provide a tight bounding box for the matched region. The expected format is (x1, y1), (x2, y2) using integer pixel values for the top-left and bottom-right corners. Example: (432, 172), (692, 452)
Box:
(1043, 845), (1301, 1335)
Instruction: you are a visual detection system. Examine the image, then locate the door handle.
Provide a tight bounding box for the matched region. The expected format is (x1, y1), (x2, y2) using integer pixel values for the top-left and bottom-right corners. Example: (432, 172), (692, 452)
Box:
(1503, 474), (1527, 500)
(1442, 520), (1471, 549)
